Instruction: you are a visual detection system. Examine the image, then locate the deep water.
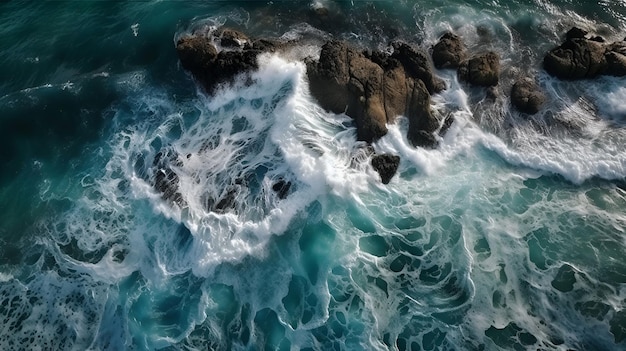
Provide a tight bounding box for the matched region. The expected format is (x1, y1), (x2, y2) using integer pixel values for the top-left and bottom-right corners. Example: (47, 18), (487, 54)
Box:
(1, 1), (626, 350)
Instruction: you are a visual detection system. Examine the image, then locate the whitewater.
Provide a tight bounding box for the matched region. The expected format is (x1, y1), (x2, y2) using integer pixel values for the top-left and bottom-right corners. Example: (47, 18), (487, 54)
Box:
(0, 1), (625, 350)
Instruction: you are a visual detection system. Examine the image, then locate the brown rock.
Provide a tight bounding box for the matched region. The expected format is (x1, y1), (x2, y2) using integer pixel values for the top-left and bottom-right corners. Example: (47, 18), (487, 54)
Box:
(511, 78), (547, 114)
(406, 79), (438, 148)
(217, 28), (250, 48)
(308, 41), (440, 147)
(432, 32), (467, 69)
(543, 38), (607, 79)
(606, 42), (626, 76)
(382, 66), (409, 122)
(459, 51), (500, 86)
(176, 33), (260, 93)
(392, 42), (446, 94)
(176, 36), (218, 72)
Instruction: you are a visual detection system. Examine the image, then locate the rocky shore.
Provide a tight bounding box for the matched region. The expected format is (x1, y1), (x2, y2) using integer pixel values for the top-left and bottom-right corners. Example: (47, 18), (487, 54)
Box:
(170, 25), (625, 192)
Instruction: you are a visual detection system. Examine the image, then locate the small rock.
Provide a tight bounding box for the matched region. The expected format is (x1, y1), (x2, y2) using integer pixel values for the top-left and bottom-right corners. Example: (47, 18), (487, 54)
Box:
(511, 78), (547, 114)
(459, 51), (500, 86)
(371, 154), (400, 184)
(432, 32), (467, 69)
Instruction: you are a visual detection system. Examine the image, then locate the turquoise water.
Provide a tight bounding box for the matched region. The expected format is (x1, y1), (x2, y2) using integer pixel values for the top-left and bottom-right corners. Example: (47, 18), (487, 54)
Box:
(0, 1), (625, 350)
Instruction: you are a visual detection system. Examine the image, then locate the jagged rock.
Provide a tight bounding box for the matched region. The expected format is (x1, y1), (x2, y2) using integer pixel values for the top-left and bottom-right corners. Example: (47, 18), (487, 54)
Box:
(392, 42), (446, 94)
(459, 51), (500, 86)
(544, 28), (626, 79)
(176, 34), (260, 92)
(440, 115), (454, 136)
(307, 41), (388, 142)
(544, 38), (607, 79)
(566, 27), (588, 41)
(406, 78), (438, 147)
(371, 154), (400, 184)
(177, 29), (443, 148)
(216, 28), (249, 48)
(308, 41), (441, 146)
(511, 78), (547, 114)
(432, 32), (467, 69)
(176, 36), (218, 72)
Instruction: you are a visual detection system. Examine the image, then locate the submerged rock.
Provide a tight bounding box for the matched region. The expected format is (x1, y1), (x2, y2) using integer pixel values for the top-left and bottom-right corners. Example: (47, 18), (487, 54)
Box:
(511, 78), (547, 114)
(371, 154), (400, 184)
(459, 51), (500, 86)
(543, 27), (626, 79)
(432, 32), (467, 69)
(272, 180), (291, 200)
(153, 150), (184, 205)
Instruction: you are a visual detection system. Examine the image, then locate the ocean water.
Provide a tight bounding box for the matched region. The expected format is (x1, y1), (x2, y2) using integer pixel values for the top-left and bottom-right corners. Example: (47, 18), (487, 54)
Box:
(0, 0), (625, 350)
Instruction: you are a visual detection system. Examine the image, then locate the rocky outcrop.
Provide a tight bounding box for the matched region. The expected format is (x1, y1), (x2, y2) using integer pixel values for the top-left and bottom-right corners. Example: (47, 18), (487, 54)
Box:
(177, 28), (446, 148)
(543, 28), (626, 79)
(459, 51), (500, 86)
(177, 33), (259, 93)
(391, 42), (446, 94)
(511, 78), (546, 115)
(432, 32), (467, 69)
(177, 36), (218, 73)
(307, 41), (442, 146)
(371, 154), (400, 184)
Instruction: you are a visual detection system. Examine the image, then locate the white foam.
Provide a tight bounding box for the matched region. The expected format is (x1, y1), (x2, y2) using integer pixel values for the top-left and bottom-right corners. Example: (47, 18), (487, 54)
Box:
(99, 53), (377, 277)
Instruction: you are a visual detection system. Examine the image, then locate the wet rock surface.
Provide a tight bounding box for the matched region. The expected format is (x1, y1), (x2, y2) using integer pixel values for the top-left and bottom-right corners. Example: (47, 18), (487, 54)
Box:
(371, 154), (401, 184)
(511, 78), (547, 115)
(544, 27), (626, 79)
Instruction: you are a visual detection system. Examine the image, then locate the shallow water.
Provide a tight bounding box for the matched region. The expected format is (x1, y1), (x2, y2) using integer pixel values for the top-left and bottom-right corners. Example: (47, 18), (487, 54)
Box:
(0, 1), (625, 350)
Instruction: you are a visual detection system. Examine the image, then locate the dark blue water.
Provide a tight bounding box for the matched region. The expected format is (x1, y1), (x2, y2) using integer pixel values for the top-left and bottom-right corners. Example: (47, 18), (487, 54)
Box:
(1, 1), (625, 350)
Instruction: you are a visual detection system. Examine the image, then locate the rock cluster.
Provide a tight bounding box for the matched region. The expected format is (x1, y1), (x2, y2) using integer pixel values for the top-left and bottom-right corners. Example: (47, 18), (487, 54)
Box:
(544, 27), (626, 79)
(176, 29), (287, 93)
(173, 26), (624, 189)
